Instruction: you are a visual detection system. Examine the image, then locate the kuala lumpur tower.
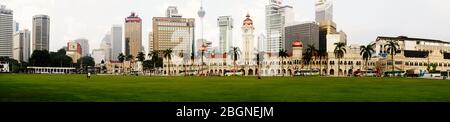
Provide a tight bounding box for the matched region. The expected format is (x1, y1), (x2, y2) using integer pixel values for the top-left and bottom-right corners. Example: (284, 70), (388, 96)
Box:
(197, 0), (206, 75)
(197, 0), (206, 45)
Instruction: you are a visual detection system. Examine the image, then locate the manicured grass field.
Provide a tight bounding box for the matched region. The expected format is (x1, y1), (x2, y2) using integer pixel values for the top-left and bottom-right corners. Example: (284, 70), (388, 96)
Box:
(1, 74), (450, 102)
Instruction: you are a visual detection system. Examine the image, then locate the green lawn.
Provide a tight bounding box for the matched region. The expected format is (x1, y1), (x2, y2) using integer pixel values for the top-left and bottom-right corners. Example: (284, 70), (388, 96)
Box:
(1, 74), (450, 102)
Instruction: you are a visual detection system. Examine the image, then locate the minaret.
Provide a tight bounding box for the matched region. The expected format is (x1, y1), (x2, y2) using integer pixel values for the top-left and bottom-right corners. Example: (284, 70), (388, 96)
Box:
(242, 13), (255, 65)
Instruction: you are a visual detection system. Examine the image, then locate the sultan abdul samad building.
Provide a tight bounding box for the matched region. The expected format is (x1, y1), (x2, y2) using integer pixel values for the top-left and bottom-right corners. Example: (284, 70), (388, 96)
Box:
(157, 11), (450, 77)
(155, 0), (450, 77)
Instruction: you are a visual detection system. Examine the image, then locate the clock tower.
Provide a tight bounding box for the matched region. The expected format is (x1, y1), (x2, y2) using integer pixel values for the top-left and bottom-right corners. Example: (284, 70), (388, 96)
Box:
(242, 13), (255, 64)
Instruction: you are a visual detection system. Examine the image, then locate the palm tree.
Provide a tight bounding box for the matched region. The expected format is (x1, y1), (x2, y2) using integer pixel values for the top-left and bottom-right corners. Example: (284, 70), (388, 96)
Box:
(179, 50), (187, 76)
(148, 51), (159, 75)
(256, 52), (262, 79)
(137, 52), (145, 73)
(229, 47), (241, 75)
(307, 44), (318, 70)
(384, 40), (400, 72)
(125, 54), (134, 73)
(200, 45), (206, 75)
(360, 44), (375, 70)
(302, 48), (313, 69)
(137, 52), (145, 62)
(163, 48), (173, 76)
(334, 42), (347, 76)
(278, 49), (289, 76)
(117, 53), (125, 74)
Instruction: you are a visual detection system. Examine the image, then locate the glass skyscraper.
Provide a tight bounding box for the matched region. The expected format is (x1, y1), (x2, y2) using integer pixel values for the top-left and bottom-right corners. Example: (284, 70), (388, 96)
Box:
(265, 0), (294, 53)
(0, 5), (13, 58)
(315, 0), (333, 23)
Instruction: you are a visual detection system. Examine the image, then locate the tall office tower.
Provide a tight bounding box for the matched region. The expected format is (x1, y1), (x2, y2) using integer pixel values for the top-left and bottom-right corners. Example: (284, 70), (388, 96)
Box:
(100, 33), (111, 61)
(124, 12), (142, 57)
(315, 0), (342, 52)
(319, 20), (338, 53)
(74, 38), (90, 56)
(265, 0), (294, 53)
(257, 34), (266, 52)
(148, 32), (153, 53)
(13, 30), (31, 62)
(315, 0), (333, 23)
(166, 6), (182, 18)
(242, 14), (255, 64)
(32, 15), (50, 51)
(0, 5), (13, 58)
(285, 21), (320, 53)
(217, 16), (233, 54)
(153, 11), (195, 54)
(111, 25), (122, 61)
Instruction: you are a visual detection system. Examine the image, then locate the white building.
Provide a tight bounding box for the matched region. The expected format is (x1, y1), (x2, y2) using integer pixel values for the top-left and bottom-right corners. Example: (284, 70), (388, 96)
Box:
(257, 34), (266, 52)
(75, 38), (90, 56)
(148, 31), (153, 53)
(0, 5), (13, 58)
(242, 14), (255, 65)
(13, 21), (19, 33)
(13, 29), (31, 62)
(265, 0), (294, 53)
(91, 49), (106, 64)
(326, 31), (347, 52)
(100, 32), (111, 61)
(217, 16), (233, 54)
(111, 25), (123, 61)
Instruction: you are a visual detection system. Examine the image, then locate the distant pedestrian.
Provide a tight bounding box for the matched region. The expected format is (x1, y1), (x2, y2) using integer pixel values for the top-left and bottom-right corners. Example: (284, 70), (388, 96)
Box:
(87, 72), (91, 79)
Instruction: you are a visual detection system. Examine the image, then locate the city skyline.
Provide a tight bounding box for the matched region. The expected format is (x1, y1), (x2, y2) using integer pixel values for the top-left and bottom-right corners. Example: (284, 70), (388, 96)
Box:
(3, 0), (450, 53)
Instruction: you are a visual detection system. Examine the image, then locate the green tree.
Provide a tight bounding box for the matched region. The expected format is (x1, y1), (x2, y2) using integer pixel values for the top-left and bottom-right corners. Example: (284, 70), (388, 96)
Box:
(118, 53), (125, 74)
(0, 57), (20, 73)
(126, 54), (134, 73)
(334, 42), (347, 76)
(278, 49), (289, 76)
(29, 50), (51, 67)
(179, 50), (187, 76)
(137, 52), (145, 72)
(360, 44), (375, 70)
(303, 48), (313, 69)
(163, 48), (173, 76)
(50, 48), (73, 67)
(136, 52), (145, 62)
(255, 52), (262, 79)
(384, 40), (400, 72)
(77, 56), (95, 73)
(200, 46), (207, 75)
(148, 51), (160, 75)
(143, 60), (152, 73)
(307, 44), (318, 70)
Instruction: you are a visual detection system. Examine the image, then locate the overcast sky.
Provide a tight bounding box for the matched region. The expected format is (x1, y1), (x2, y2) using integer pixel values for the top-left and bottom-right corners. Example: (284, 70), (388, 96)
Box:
(2, 0), (450, 53)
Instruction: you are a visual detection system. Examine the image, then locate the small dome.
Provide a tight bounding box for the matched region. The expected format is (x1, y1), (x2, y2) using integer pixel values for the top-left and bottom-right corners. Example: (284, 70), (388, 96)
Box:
(243, 13), (253, 26)
(292, 40), (303, 47)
